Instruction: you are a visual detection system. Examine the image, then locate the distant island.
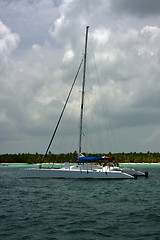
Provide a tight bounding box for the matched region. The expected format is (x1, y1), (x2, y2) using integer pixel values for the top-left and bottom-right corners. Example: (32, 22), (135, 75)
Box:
(0, 151), (160, 164)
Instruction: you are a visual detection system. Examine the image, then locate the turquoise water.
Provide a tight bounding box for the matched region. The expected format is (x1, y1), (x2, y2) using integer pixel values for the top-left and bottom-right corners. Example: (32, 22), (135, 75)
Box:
(0, 165), (160, 240)
(0, 163), (66, 168)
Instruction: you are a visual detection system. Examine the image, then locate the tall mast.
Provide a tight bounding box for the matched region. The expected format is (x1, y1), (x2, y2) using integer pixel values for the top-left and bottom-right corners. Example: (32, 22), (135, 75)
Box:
(79, 26), (89, 154)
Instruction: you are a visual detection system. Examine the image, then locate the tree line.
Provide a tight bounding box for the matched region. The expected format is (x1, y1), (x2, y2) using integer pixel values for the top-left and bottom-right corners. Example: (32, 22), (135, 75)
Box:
(0, 151), (160, 164)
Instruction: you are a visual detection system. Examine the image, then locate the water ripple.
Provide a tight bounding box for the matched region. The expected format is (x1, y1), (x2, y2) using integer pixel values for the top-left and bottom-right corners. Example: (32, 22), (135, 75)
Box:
(0, 166), (160, 240)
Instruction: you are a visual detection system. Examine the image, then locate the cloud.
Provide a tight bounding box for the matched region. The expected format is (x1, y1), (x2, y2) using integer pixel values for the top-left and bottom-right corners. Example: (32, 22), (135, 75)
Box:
(81, 24), (160, 141)
(0, 0), (59, 49)
(142, 129), (160, 144)
(111, 0), (160, 17)
(0, 0), (160, 153)
(0, 20), (20, 57)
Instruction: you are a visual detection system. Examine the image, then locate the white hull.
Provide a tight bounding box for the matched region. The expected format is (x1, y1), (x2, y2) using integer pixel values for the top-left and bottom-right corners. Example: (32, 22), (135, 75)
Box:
(121, 168), (148, 177)
(22, 164), (134, 179)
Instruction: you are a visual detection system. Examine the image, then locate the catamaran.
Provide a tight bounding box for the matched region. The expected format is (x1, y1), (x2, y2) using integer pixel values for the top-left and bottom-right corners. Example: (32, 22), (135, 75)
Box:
(23, 26), (135, 179)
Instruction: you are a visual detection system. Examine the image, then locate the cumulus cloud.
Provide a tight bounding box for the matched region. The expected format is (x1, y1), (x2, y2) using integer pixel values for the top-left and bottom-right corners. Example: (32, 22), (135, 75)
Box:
(0, 20), (20, 57)
(0, 0), (59, 49)
(0, 0), (160, 153)
(89, 26), (160, 139)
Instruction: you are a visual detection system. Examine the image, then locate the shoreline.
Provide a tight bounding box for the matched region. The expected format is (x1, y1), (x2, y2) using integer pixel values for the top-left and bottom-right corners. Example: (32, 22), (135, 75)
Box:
(1, 162), (160, 165)
(119, 162), (160, 165)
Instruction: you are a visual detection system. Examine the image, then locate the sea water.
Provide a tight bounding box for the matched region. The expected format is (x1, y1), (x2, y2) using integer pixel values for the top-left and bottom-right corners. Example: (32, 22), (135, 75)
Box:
(0, 164), (160, 240)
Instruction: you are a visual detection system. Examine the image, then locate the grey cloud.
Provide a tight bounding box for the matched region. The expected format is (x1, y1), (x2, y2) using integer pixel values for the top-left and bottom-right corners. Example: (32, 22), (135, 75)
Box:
(112, 109), (160, 129)
(1, 0), (160, 153)
(0, 0), (58, 50)
(111, 0), (160, 17)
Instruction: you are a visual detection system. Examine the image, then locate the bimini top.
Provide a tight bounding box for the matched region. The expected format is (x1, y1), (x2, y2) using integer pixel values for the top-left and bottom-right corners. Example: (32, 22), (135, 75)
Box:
(77, 156), (115, 164)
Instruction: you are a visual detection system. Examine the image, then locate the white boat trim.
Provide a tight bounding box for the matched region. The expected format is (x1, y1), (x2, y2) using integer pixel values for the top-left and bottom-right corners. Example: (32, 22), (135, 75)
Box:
(23, 163), (134, 179)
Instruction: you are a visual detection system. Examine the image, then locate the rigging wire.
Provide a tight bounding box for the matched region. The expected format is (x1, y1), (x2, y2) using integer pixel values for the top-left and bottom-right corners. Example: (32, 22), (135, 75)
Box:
(55, 85), (81, 153)
(88, 63), (104, 152)
(89, 41), (119, 153)
(43, 58), (84, 160)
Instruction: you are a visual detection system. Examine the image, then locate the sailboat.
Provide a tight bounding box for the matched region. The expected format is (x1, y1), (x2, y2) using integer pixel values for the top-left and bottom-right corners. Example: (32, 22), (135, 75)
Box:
(23, 26), (135, 179)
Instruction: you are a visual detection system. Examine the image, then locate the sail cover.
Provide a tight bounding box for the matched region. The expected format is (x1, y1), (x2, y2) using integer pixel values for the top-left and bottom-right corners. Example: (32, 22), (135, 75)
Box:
(77, 156), (115, 164)
(78, 156), (106, 164)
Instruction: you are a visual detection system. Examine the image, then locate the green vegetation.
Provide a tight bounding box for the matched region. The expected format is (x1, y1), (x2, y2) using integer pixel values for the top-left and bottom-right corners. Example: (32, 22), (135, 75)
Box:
(0, 151), (160, 164)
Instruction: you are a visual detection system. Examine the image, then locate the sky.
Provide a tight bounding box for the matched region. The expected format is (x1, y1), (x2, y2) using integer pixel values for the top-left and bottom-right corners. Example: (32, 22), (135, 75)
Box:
(0, 0), (160, 154)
